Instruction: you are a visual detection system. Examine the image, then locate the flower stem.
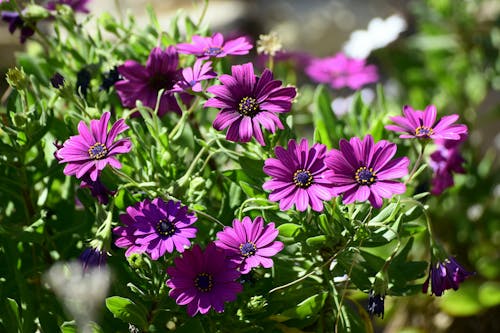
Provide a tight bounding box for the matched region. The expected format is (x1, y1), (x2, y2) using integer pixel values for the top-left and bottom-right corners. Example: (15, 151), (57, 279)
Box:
(405, 142), (427, 185)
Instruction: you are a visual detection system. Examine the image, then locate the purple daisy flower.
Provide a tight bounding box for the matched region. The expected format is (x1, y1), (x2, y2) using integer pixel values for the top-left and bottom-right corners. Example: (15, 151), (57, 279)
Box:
(324, 134), (409, 208)
(422, 256), (474, 296)
(1, 11), (35, 44)
(45, 0), (91, 14)
(173, 59), (216, 92)
(57, 112), (131, 181)
(166, 243), (242, 316)
(215, 216), (284, 274)
(176, 32), (253, 59)
(115, 46), (185, 117)
(385, 104), (468, 140)
(79, 175), (115, 205)
(263, 138), (335, 212)
(204, 62), (296, 146)
(305, 52), (378, 90)
(79, 246), (107, 272)
(113, 198), (198, 260)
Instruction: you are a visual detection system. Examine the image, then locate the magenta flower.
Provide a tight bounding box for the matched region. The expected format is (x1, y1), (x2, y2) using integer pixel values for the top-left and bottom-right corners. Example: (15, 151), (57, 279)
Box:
(45, 0), (91, 13)
(305, 52), (378, 90)
(113, 198), (198, 260)
(205, 62), (296, 146)
(176, 32), (252, 59)
(166, 243), (242, 316)
(57, 112), (131, 181)
(1, 11), (35, 44)
(115, 46), (185, 116)
(385, 104), (468, 140)
(173, 59), (216, 92)
(325, 135), (409, 208)
(263, 139), (335, 212)
(215, 216), (284, 274)
(422, 256), (474, 296)
(79, 175), (115, 205)
(79, 247), (107, 272)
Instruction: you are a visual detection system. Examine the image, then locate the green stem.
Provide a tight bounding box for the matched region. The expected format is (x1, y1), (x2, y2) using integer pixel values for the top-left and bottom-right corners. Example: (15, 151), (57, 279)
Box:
(405, 142), (427, 185)
(196, 0), (209, 27)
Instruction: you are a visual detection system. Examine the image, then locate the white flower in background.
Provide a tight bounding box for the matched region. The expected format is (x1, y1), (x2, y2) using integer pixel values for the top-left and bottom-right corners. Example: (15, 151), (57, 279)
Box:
(257, 31), (283, 56)
(331, 88), (375, 117)
(343, 14), (407, 59)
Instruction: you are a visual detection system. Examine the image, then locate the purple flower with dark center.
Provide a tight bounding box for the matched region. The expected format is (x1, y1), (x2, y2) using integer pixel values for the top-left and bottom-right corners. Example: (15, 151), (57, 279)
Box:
(79, 247), (107, 272)
(422, 256), (474, 296)
(173, 59), (216, 92)
(57, 111), (131, 181)
(79, 175), (115, 205)
(215, 216), (284, 274)
(115, 46), (185, 117)
(1, 11), (35, 44)
(305, 52), (378, 90)
(263, 138), (335, 212)
(385, 104), (468, 140)
(166, 243), (242, 316)
(45, 0), (91, 14)
(325, 134), (409, 208)
(205, 62), (296, 146)
(113, 198), (198, 260)
(367, 291), (385, 319)
(176, 32), (253, 59)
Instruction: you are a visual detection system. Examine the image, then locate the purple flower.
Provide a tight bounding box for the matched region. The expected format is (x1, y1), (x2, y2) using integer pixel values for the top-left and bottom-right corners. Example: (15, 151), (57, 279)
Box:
(422, 257), (474, 296)
(263, 139), (335, 212)
(45, 0), (91, 13)
(1, 11), (35, 44)
(385, 104), (468, 140)
(113, 198), (198, 260)
(79, 247), (107, 271)
(325, 135), (409, 208)
(173, 59), (216, 92)
(305, 52), (378, 90)
(215, 216), (284, 274)
(166, 243), (242, 316)
(50, 72), (65, 89)
(100, 66), (121, 91)
(176, 32), (253, 59)
(367, 291), (385, 319)
(79, 175), (115, 205)
(205, 62), (296, 146)
(115, 47), (185, 116)
(57, 112), (131, 181)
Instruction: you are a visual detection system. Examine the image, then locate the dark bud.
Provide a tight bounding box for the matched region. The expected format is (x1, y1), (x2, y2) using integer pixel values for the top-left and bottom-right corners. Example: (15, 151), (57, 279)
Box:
(50, 72), (65, 89)
(100, 66), (121, 91)
(367, 290), (385, 319)
(79, 247), (107, 272)
(76, 68), (91, 97)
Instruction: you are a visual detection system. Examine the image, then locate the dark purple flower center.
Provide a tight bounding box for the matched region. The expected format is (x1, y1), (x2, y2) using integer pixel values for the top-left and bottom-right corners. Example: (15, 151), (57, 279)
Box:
(293, 169), (313, 188)
(194, 272), (213, 292)
(239, 242), (257, 257)
(238, 96), (260, 117)
(188, 79), (197, 87)
(415, 126), (434, 137)
(148, 74), (177, 91)
(156, 219), (177, 237)
(88, 142), (108, 160)
(355, 166), (376, 185)
(204, 47), (223, 57)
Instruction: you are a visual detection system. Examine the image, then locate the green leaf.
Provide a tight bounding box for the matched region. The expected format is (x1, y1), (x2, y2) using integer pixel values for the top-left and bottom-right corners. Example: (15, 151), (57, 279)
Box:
(280, 292), (328, 320)
(305, 235), (328, 247)
(312, 85), (337, 148)
(3, 298), (21, 333)
(368, 203), (399, 225)
(177, 318), (206, 333)
(439, 281), (484, 316)
(105, 296), (148, 329)
(277, 223), (303, 238)
(478, 282), (500, 308)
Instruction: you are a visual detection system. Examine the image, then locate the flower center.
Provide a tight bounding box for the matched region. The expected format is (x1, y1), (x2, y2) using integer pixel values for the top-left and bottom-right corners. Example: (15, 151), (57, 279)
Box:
(204, 47), (223, 57)
(156, 219), (177, 237)
(194, 272), (213, 292)
(188, 79), (197, 87)
(148, 74), (177, 91)
(293, 169), (313, 188)
(238, 96), (260, 117)
(355, 166), (376, 185)
(415, 126), (434, 137)
(88, 142), (108, 160)
(239, 242), (257, 257)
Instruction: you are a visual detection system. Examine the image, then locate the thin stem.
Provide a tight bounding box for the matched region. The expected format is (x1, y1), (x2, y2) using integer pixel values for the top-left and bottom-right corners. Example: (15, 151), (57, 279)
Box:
(196, 0), (209, 27)
(193, 209), (225, 228)
(405, 142), (427, 185)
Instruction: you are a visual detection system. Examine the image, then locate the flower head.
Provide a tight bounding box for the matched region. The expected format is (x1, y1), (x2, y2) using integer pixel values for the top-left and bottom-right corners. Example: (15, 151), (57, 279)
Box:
(325, 134), (409, 208)
(385, 104), (468, 140)
(215, 216), (283, 274)
(263, 139), (335, 211)
(422, 256), (474, 296)
(50, 72), (65, 89)
(305, 52), (378, 90)
(367, 290), (385, 319)
(113, 198), (198, 260)
(45, 0), (91, 13)
(166, 243), (243, 316)
(205, 62), (296, 146)
(79, 247), (108, 272)
(57, 112), (131, 181)
(115, 46), (185, 116)
(79, 175), (115, 204)
(176, 32), (252, 59)
(173, 59), (216, 92)
(256, 31), (282, 56)
(1, 11), (35, 43)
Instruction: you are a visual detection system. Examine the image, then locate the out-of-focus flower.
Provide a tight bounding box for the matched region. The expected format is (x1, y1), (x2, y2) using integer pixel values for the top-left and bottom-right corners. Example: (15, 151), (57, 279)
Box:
(367, 290), (385, 318)
(305, 52), (378, 90)
(263, 138), (335, 211)
(173, 59), (216, 92)
(166, 243), (243, 316)
(1, 11), (35, 43)
(45, 0), (91, 14)
(215, 216), (283, 273)
(113, 198), (198, 260)
(100, 66), (120, 91)
(79, 247), (108, 271)
(343, 14), (407, 59)
(256, 31), (282, 56)
(75, 68), (91, 97)
(385, 105), (468, 141)
(325, 134), (409, 208)
(422, 256), (474, 296)
(331, 88), (375, 117)
(205, 62), (296, 146)
(57, 111), (131, 181)
(50, 72), (65, 89)
(176, 32), (253, 59)
(79, 175), (115, 204)
(257, 50), (312, 71)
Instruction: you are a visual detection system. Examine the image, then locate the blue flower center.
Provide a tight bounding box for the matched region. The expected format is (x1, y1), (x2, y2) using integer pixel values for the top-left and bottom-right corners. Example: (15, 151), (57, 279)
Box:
(156, 219), (177, 237)
(188, 79), (197, 87)
(194, 272), (213, 292)
(355, 166), (376, 185)
(204, 47), (223, 57)
(239, 242), (257, 257)
(238, 96), (260, 117)
(293, 169), (313, 188)
(88, 142), (108, 160)
(415, 126), (434, 137)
